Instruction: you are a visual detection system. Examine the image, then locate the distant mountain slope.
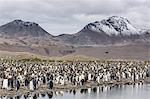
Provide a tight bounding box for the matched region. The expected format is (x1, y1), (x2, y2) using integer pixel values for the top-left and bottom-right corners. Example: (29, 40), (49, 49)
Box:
(57, 16), (150, 45)
(0, 20), (68, 56)
(0, 20), (51, 37)
(0, 17), (149, 59)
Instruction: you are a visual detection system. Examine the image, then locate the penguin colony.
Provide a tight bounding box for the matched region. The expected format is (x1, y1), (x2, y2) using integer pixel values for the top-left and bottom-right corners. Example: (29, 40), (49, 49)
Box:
(0, 59), (149, 92)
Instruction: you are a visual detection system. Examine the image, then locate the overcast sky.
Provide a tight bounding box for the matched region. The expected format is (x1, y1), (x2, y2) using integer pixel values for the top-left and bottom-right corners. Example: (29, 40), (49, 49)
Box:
(0, 0), (149, 35)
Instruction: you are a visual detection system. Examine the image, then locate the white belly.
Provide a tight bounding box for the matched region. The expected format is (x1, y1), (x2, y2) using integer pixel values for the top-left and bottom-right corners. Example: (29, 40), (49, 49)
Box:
(3, 79), (8, 89)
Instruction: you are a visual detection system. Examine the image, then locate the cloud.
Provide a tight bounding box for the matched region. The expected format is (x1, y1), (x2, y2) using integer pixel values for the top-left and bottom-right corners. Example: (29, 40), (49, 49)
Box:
(0, 0), (150, 35)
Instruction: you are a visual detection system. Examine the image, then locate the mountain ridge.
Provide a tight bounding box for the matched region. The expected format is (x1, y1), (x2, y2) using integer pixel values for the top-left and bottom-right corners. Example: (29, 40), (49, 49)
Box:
(56, 16), (150, 45)
(0, 16), (149, 46)
(0, 16), (149, 59)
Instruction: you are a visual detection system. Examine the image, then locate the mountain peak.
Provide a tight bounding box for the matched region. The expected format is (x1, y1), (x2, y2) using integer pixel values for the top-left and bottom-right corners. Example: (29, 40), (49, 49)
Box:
(83, 16), (140, 35)
(108, 16), (129, 21)
(13, 19), (23, 22)
(0, 20), (50, 37)
(12, 19), (39, 27)
(107, 16), (131, 32)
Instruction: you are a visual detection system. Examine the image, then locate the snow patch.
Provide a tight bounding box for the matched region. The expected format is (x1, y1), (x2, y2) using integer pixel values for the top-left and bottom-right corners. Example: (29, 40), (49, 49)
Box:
(85, 16), (141, 36)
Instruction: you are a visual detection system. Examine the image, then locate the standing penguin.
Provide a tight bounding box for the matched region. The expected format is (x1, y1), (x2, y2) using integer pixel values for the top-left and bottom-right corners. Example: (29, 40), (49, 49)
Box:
(135, 72), (139, 81)
(2, 78), (8, 89)
(60, 77), (65, 85)
(29, 79), (34, 91)
(0, 77), (3, 89)
(16, 79), (20, 91)
(96, 75), (100, 84)
(24, 77), (29, 88)
(10, 77), (14, 89)
(33, 78), (37, 90)
(48, 79), (53, 89)
(88, 73), (92, 81)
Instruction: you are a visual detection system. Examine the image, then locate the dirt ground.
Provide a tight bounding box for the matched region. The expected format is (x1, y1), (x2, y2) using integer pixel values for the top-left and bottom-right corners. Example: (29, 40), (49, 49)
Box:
(0, 43), (149, 60)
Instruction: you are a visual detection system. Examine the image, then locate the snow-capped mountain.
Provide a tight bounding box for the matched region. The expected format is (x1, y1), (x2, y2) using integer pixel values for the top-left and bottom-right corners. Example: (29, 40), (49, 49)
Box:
(57, 16), (149, 45)
(84, 16), (140, 36)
